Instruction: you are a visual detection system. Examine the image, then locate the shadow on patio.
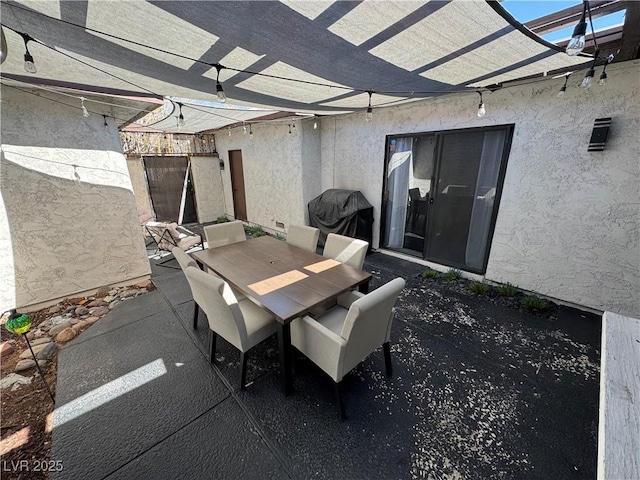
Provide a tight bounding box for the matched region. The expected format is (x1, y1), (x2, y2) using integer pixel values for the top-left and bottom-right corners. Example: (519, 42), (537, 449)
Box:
(50, 250), (600, 480)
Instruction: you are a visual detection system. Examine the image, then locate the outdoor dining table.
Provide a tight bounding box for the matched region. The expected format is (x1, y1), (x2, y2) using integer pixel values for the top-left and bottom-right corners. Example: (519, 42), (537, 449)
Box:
(190, 235), (372, 395)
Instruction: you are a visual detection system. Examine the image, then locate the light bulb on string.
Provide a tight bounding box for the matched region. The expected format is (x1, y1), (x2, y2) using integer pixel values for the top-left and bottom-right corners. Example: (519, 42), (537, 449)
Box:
(288, 124), (292, 134)
(215, 64), (227, 103)
(599, 54), (614, 86)
(20, 33), (37, 73)
(477, 91), (486, 117)
(581, 53), (598, 89)
(1, 26), (7, 65)
(365, 91), (373, 122)
(73, 165), (81, 185)
(228, 127), (232, 137)
(557, 74), (570, 98)
(566, 1), (587, 56)
(177, 102), (185, 127)
(80, 97), (90, 117)
(249, 124), (254, 140)
(313, 116), (318, 130)
(103, 115), (109, 128)
(243, 122), (247, 135)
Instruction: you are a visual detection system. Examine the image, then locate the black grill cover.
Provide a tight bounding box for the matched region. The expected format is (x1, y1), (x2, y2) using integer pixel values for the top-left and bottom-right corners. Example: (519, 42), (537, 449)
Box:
(308, 189), (373, 251)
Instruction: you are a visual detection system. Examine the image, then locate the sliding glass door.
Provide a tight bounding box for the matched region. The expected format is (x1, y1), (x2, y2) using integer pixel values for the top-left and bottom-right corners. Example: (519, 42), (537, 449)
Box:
(382, 125), (512, 273)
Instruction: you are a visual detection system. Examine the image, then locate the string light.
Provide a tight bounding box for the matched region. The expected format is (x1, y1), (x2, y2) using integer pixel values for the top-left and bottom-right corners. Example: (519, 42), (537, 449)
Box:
(177, 102), (185, 127)
(243, 122), (247, 135)
(72, 164), (81, 184)
(19, 32), (37, 73)
(557, 74), (570, 98)
(581, 50), (598, 88)
(566, 1), (587, 56)
(249, 123), (254, 139)
(599, 54), (614, 86)
(1, 26), (7, 65)
(228, 126), (232, 137)
(79, 97), (89, 117)
(477, 91), (486, 117)
(103, 114), (109, 128)
(365, 91), (373, 122)
(313, 115), (318, 130)
(288, 124), (292, 134)
(215, 64), (226, 103)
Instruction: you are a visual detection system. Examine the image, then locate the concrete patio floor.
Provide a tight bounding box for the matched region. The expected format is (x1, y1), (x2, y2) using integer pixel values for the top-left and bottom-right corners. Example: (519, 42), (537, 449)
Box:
(50, 249), (601, 479)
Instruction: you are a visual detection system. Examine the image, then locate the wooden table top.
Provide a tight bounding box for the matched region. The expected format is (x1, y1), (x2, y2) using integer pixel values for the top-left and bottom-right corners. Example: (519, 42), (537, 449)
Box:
(191, 236), (371, 324)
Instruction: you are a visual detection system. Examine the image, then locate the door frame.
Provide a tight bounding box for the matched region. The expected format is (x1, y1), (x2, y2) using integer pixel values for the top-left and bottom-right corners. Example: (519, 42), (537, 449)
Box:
(228, 149), (247, 221)
(380, 124), (514, 274)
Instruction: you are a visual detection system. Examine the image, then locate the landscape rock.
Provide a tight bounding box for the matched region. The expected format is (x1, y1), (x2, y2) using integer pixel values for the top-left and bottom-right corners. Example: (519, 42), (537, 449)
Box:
(108, 301), (120, 310)
(103, 295), (116, 303)
(135, 279), (152, 289)
(72, 320), (89, 333)
(108, 289), (118, 296)
(84, 316), (100, 324)
(120, 289), (140, 298)
(69, 318), (80, 325)
(48, 305), (62, 314)
(75, 306), (90, 316)
(56, 328), (76, 343)
(19, 343), (52, 359)
(87, 299), (106, 308)
(36, 342), (57, 360)
(26, 329), (45, 340)
(31, 337), (53, 346)
(95, 286), (111, 297)
(49, 322), (72, 337)
(0, 342), (14, 358)
(49, 315), (72, 326)
(1, 373), (32, 390)
(90, 306), (110, 317)
(14, 359), (47, 372)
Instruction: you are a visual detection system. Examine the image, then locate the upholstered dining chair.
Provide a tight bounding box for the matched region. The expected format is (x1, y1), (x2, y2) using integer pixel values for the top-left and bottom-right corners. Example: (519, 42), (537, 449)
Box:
(183, 265), (278, 390)
(323, 233), (369, 270)
(203, 220), (246, 249)
(287, 224), (320, 252)
(291, 277), (405, 420)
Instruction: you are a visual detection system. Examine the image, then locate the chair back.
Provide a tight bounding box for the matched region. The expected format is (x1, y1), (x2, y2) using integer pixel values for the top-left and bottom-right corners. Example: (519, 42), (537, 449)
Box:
(340, 277), (405, 376)
(204, 220), (246, 249)
(287, 224), (320, 252)
(172, 247), (198, 272)
(184, 266), (249, 350)
(323, 233), (368, 269)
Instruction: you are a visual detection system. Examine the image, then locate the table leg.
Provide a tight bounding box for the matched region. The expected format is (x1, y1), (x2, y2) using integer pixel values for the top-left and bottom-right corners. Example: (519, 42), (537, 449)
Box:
(359, 279), (371, 294)
(277, 323), (293, 396)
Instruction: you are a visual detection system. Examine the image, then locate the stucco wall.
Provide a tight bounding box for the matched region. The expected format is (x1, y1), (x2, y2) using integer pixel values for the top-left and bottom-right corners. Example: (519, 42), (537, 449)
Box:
(0, 86), (151, 311)
(300, 120), (323, 224)
(215, 121), (306, 230)
(191, 155), (225, 222)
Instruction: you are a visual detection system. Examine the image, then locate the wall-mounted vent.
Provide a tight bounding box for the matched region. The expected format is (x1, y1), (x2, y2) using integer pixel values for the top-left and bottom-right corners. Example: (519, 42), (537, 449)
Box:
(588, 117), (611, 152)
(275, 221), (285, 229)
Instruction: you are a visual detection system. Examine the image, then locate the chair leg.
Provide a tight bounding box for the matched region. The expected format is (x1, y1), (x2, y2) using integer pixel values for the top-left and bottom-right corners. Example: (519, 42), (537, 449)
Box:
(240, 351), (249, 390)
(383, 342), (392, 377)
(334, 380), (346, 421)
(208, 330), (217, 364)
(192, 303), (199, 329)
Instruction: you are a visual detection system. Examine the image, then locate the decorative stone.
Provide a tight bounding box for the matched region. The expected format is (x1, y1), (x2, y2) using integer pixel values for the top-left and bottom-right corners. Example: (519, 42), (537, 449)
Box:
(26, 329), (45, 340)
(90, 306), (110, 317)
(70, 297), (84, 305)
(50, 315), (72, 326)
(14, 359), (47, 372)
(0, 341), (14, 357)
(66, 305), (76, 313)
(72, 320), (89, 333)
(103, 295), (116, 303)
(135, 280), (152, 289)
(87, 299), (106, 308)
(49, 323), (72, 337)
(108, 289), (118, 296)
(30, 337), (52, 346)
(26, 332), (35, 340)
(95, 286), (111, 297)
(48, 305), (62, 314)
(120, 289), (140, 298)
(69, 319), (80, 325)
(75, 306), (90, 316)
(108, 301), (120, 310)
(36, 342), (57, 360)
(78, 298), (89, 305)
(56, 328), (76, 343)
(19, 342), (52, 359)
(1, 373), (32, 390)
(84, 316), (100, 324)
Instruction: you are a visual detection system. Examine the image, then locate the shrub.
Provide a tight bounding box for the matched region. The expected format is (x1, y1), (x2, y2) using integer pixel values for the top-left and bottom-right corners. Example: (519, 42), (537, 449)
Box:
(469, 281), (488, 295)
(274, 233), (285, 241)
(421, 269), (439, 279)
(444, 268), (462, 282)
(497, 282), (519, 297)
(522, 296), (548, 312)
(244, 225), (266, 237)
(216, 215), (230, 223)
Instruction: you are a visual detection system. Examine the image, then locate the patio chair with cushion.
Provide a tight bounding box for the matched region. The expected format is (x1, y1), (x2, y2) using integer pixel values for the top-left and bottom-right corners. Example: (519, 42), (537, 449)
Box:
(291, 277), (405, 420)
(323, 233), (369, 270)
(145, 222), (202, 267)
(203, 220), (246, 249)
(184, 265), (278, 389)
(287, 224), (320, 252)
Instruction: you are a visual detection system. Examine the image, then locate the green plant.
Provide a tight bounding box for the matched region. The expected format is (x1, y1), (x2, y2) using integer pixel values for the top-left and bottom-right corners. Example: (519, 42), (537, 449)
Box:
(469, 281), (488, 295)
(497, 282), (519, 297)
(521, 296), (548, 312)
(216, 215), (230, 223)
(444, 268), (462, 282)
(421, 269), (439, 279)
(273, 233), (286, 241)
(244, 225), (266, 237)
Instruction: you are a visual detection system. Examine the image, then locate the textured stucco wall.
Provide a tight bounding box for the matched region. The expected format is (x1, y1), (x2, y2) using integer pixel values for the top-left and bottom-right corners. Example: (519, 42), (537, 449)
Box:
(0, 86), (151, 311)
(300, 119), (323, 224)
(316, 60), (639, 316)
(214, 121), (306, 230)
(126, 156), (154, 220)
(190, 156), (226, 223)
